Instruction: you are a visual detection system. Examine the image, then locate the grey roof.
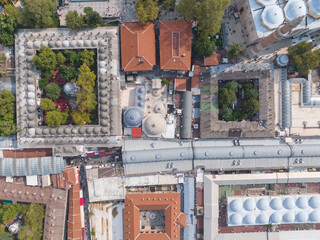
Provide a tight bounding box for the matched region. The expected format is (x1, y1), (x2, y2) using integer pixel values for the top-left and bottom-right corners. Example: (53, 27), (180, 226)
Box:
(181, 91), (193, 139)
(123, 107), (143, 127)
(183, 177), (197, 240)
(281, 69), (292, 128)
(0, 156), (65, 177)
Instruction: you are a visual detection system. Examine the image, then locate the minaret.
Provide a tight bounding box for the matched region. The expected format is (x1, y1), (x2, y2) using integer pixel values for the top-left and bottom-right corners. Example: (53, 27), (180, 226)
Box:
(249, 16), (305, 55)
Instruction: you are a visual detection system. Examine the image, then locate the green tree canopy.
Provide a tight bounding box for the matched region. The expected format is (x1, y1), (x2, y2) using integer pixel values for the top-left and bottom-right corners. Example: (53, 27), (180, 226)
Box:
(245, 88), (258, 99)
(21, 0), (58, 28)
(71, 110), (91, 125)
(177, 0), (230, 38)
(33, 47), (57, 74)
(40, 98), (56, 111)
(4, 4), (22, 25)
(0, 232), (13, 240)
(0, 0), (10, 6)
(218, 87), (236, 108)
(79, 49), (95, 67)
(162, 0), (175, 10)
(76, 64), (96, 90)
(0, 14), (16, 47)
(193, 37), (216, 56)
(45, 82), (61, 100)
(243, 98), (260, 115)
(84, 8), (103, 27)
(64, 50), (80, 66)
(226, 80), (238, 91)
(221, 108), (233, 121)
(56, 52), (66, 66)
(288, 41), (320, 76)
(0, 89), (18, 137)
(45, 109), (68, 127)
(59, 65), (78, 82)
(136, 0), (159, 24)
(66, 10), (85, 31)
(227, 43), (243, 60)
(38, 78), (49, 89)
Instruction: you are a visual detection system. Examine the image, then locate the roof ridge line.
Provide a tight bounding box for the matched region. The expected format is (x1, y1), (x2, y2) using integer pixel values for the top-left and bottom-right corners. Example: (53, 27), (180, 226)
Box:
(122, 23), (136, 35)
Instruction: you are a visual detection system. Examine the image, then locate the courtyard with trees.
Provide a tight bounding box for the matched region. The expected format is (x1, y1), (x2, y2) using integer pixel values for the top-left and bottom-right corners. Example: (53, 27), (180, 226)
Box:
(218, 80), (260, 121)
(33, 47), (98, 127)
(0, 89), (18, 137)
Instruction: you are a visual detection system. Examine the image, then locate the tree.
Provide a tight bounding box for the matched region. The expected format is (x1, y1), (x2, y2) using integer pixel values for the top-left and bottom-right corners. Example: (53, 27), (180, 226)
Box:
(21, 0), (58, 28)
(79, 49), (95, 67)
(56, 52), (66, 66)
(193, 37), (216, 56)
(226, 80), (238, 91)
(64, 50), (81, 66)
(66, 10), (85, 31)
(228, 43), (243, 60)
(40, 98), (56, 111)
(77, 92), (97, 113)
(245, 88), (258, 99)
(84, 8), (103, 27)
(45, 109), (68, 127)
(33, 47), (57, 74)
(0, 14), (16, 47)
(1, 205), (18, 223)
(243, 98), (260, 115)
(59, 65), (78, 82)
(4, 4), (22, 25)
(288, 41), (320, 76)
(76, 64), (96, 90)
(0, 89), (18, 137)
(221, 108), (232, 120)
(177, 0), (230, 38)
(218, 87), (236, 108)
(45, 82), (61, 100)
(0, 53), (6, 63)
(136, 0), (159, 24)
(38, 78), (48, 89)
(243, 82), (253, 90)
(0, 232), (14, 240)
(162, 0), (175, 10)
(71, 110), (90, 125)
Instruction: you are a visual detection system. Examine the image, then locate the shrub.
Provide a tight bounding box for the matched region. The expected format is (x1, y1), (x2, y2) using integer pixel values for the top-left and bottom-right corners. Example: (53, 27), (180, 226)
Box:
(162, 78), (169, 85)
(45, 82), (61, 100)
(193, 37), (216, 57)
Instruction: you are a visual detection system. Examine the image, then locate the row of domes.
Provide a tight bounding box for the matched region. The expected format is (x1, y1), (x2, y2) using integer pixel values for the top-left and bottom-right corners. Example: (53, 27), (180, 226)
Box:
(260, 0), (320, 30)
(229, 210), (320, 225)
(230, 196), (320, 212)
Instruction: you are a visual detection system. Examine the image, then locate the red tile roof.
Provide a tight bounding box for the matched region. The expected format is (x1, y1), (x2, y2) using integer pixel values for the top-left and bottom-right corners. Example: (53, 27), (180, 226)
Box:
(124, 192), (186, 240)
(132, 127), (142, 138)
(159, 21), (192, 71)
(204, 53), (220, 66)
(2, 148), (52, 158)
(191, 77), (199, 89)
(175, 78), (187, 91)
(121, 22), (156, 72)
(68, 183), (82, 240)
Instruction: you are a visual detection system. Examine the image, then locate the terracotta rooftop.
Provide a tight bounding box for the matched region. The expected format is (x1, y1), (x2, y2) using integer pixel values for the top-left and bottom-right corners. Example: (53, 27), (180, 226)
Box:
(175, 78), (187, 91)
(121, 22), (156, 72)
(204, 53), (220, 66)
(67, 183), (81, 240)
(159, 21), (192, 71)
(191, 77), (199, 89)
(2, 148), (52, 158)
(124, 192), (186, 240)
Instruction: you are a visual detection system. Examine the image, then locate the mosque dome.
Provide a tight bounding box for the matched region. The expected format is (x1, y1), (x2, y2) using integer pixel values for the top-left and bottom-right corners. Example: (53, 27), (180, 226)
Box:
(123, 107), (143, 127)
(283, 212), (295, 222)
(309, 210), (320, 222)
(142, 114), (166, 136)
(276, 54), (289, 67)
(296, 211), (308, 222)
(256, 213), (269, 224)
(230, 199), (242, 212)
(230, 213), (242, 225)
(270, 198), (282, 210)
(243, 214), (255, 225)
(270, 212), (282, 223)
(243, 199), (255, 211)
(284, 0), (307, 21)
(257, 199), (269, 210)
(261, 5), (284, 30)
(296, 196), (308, 209)
(283, 197), (295, 209)
(309, 196), (320, 209)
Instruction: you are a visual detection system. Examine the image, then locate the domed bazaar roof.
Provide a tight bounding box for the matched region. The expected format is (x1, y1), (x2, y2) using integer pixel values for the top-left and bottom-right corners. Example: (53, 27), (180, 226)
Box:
(284, 0), (307, 21)
(142, 114), (166, 137)
(307, 0), (320, 19)
(261, 6), (284, 30)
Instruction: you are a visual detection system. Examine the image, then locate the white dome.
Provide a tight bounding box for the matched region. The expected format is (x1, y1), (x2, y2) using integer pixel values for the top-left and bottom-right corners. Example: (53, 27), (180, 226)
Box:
(256, 0), (276, 6)
(309, 196), (320, 209)
(257, 213), (269, 224)
(257, 199), (269, 210)
(283, 212), (295, 222)
(100, 68), (107, 75)
(230, 213), (242, 225)
(62, 40), (69, 47)
(142, 114), (166, 136)
(153, 103), (166, 115)
(100, 61), (106, 68)
(27, 92), (35, 99)
(296, 211), (308, 222)
(308, 0), (320, 19)
(123, 107), (143, 127)
(230, 199), (242, 212)
(261, 6), (284, 30)
(270, 198), (282, 210)
(270, 212), (282, 223)
(276, 54), (289, 66)
(27, 85), (35, 91)
(284, 0), (307, 21)
(27, 99), (35, 106)
(309, 210), (320, 222)
(296, 197), (308, 209)
(243, 214), (255, 225)
(243, 199), (255, 211)
(283, 197), (295, 209)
